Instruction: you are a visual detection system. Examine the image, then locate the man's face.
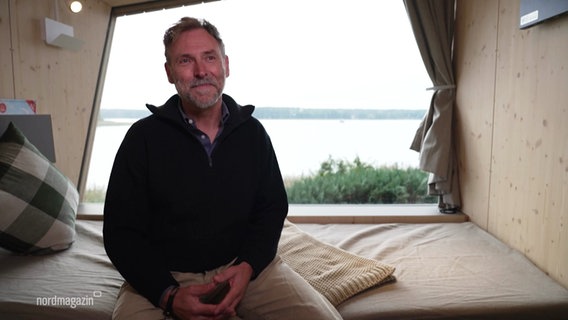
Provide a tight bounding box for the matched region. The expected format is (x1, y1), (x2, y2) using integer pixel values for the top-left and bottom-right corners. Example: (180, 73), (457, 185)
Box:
(165, 29), (229, 110)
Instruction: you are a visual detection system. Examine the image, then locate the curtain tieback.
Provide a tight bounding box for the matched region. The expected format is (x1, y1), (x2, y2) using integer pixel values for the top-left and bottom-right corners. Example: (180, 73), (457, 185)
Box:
(426, 84), (456, 91)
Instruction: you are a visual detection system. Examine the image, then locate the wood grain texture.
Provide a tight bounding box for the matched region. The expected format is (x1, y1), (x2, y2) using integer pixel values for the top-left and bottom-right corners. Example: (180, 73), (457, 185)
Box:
(455, 0), (568, 288)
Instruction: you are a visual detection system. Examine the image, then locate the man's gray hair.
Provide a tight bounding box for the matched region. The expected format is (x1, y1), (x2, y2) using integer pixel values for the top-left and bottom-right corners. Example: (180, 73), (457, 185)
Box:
(163, 17), (225, 62)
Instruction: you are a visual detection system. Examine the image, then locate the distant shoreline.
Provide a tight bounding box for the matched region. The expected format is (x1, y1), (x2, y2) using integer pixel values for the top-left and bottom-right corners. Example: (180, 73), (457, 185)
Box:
(98, 107), (426, 123)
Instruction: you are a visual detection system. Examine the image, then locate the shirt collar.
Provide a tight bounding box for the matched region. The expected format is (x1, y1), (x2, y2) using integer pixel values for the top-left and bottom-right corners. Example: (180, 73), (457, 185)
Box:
(178, 101), (230, 127)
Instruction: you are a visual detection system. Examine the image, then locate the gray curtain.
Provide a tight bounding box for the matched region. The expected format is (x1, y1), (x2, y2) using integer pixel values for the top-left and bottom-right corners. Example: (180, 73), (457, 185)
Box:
(403, 0), (461, 212)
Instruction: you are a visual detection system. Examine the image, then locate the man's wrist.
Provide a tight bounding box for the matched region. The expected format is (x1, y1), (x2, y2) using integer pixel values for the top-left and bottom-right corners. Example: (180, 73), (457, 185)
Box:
(160, 285), (179, 314)
(164, 286), (179, 318)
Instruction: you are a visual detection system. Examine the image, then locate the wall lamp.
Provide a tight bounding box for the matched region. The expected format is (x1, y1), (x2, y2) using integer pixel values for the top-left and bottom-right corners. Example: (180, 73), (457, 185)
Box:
(42, 0), (84, 51)
(68, 1), (83, 13)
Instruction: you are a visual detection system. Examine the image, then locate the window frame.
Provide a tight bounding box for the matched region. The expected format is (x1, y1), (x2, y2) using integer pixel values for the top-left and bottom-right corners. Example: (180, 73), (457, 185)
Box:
(77, 0), (443, 220)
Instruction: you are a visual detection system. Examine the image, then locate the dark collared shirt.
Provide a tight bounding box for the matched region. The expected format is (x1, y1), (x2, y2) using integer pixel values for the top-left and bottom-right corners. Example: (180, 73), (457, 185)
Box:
(178, 102), (230, 156)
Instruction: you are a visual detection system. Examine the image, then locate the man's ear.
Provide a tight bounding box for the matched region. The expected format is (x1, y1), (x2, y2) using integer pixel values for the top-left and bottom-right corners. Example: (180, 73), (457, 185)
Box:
(224, 55), (230, 78)
(165, 62), (175, 84)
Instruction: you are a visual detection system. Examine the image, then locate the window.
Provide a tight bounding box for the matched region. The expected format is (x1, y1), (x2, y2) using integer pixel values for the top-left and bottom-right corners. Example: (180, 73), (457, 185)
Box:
(84, 0), (432, 204)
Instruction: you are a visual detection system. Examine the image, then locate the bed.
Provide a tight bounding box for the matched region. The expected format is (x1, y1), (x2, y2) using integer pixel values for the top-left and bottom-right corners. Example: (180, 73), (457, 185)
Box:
(1, 218), (568, 320)
(296, 222), (568, 320)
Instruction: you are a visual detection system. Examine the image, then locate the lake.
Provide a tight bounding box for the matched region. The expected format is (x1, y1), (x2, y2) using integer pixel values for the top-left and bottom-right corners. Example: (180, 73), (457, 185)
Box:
(86, 119), (421, 188)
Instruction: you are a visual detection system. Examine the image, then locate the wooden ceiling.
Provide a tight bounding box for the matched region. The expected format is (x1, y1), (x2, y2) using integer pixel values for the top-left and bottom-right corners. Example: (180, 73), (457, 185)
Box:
(101, 0), (155, 6)
(101, 0), (216, 7)
(100, 0), (218, 15)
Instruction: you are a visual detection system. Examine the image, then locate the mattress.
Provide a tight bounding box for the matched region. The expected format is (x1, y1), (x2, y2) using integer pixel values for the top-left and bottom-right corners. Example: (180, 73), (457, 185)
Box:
(1, 220), (567, 319)
(0, 220), (122, 320)
(299, 222), (568, 320)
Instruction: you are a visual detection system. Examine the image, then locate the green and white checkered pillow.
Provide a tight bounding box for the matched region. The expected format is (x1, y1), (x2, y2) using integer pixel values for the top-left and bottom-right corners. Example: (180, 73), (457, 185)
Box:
(0, 122), (78, 254)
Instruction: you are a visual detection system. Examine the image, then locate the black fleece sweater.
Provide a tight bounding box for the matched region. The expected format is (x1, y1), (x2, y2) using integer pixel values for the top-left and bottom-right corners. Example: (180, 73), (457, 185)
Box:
(103, 94), (288, 307)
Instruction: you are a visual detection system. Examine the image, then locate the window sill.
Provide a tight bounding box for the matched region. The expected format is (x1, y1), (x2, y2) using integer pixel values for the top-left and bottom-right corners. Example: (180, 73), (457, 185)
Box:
(287, 204), (467, 224)
(78, 203), (467, 224)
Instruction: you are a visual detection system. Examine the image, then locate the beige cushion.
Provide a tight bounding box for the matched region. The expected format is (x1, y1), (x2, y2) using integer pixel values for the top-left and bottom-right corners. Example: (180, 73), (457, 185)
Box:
(278, 220), (395, 306)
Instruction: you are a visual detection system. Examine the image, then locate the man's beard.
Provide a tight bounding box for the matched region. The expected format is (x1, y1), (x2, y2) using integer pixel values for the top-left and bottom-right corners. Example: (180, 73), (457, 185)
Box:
(175, 78), (223, 110)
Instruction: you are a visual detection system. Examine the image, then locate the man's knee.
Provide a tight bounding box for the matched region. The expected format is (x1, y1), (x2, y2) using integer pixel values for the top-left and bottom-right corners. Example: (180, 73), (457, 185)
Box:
(239, 257), (343, 320)
(112, 282), (163, 320)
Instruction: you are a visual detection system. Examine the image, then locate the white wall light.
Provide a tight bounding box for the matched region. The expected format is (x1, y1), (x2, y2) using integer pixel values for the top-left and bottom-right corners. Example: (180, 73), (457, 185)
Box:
(43, 17), (84, 51)
(69, 1), (83, 13)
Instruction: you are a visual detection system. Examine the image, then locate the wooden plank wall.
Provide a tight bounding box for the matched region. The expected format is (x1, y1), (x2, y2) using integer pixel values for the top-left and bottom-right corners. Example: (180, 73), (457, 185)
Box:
(0, 0), (15, 97)
(455, 0), (568, 288)
(0, 0), (111, 184)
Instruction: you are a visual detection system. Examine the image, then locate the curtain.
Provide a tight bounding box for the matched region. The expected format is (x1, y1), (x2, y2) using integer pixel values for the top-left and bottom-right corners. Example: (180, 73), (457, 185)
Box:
(403, 0), (461, 212)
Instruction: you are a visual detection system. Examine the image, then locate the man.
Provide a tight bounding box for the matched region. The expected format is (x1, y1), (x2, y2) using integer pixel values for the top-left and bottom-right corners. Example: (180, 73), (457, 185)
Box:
(103, 17), (342, 320)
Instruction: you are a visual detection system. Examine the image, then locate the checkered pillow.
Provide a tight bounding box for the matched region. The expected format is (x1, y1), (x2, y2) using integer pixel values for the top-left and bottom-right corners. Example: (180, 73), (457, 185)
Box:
(0, 122), (78, 254)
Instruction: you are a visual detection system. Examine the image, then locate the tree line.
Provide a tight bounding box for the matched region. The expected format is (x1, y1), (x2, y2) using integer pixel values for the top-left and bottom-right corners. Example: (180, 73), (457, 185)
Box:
(99, 107), (426, 121)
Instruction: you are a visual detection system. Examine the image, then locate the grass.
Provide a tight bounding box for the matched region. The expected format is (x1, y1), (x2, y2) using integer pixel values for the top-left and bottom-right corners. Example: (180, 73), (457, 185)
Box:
(82, 185), (106, 203)
(285, 157), (435, 204)
(84, 157), (435, 204)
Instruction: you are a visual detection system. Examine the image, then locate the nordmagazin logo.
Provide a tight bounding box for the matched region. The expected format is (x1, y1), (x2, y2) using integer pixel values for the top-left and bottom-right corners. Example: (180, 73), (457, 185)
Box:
(35, 291), (102, 309)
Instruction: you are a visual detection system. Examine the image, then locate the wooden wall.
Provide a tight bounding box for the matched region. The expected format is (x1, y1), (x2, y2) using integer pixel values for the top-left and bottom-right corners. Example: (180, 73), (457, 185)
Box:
(0, 0), (111, 185)
(455, 0), (568, 288)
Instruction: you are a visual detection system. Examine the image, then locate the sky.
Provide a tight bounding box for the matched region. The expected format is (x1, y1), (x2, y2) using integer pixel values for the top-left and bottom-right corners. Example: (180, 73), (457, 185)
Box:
(100, 0), (432, 110)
